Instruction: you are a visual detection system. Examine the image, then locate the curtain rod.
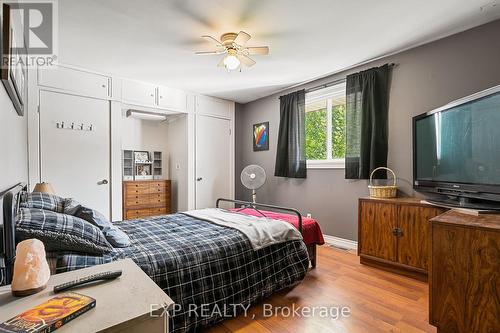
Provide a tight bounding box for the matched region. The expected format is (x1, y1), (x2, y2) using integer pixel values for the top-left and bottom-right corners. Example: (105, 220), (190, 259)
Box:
(304, 63), (397, 94)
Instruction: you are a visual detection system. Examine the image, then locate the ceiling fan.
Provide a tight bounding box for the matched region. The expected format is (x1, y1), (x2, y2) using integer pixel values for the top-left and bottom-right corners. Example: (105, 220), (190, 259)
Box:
(195, 31), (269, 71)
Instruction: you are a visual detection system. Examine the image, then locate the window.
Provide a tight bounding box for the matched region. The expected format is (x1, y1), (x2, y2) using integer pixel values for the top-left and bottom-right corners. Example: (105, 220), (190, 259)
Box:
(305, 81), (346, 168)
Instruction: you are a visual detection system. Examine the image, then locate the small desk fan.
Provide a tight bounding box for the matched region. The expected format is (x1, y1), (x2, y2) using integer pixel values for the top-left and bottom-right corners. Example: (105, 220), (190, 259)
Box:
(241, 165), (266, 203)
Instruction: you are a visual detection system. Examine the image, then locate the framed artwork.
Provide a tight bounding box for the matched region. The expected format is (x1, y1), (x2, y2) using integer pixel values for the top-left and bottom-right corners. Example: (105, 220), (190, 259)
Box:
(1, 3), (27, 116)
(134, 151), (150, 163)
(253, 121), (269, 151)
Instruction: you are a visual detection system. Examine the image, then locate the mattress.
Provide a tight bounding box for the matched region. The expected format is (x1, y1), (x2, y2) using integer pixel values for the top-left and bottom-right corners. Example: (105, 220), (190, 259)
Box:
(230, 208), (325, 245)
(49, 212), (309, 333)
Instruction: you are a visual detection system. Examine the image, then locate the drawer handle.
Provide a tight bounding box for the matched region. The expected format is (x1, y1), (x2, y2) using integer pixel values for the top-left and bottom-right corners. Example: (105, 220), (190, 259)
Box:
(392, 228), (403, 237)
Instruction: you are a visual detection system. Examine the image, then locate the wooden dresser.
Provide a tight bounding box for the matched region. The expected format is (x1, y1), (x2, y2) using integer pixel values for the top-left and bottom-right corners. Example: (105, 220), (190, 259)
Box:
(358, 197), (447, 280)
(123, 180), (171, 220)
(429, 211), (500, 333)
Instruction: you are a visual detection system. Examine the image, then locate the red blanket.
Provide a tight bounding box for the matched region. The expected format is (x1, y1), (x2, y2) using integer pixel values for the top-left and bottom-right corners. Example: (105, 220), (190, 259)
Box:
(229, 208), (325, 245)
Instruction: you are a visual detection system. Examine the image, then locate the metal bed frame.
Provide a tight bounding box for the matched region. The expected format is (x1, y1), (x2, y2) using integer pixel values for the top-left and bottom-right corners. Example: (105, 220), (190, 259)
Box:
(216, 198), (317, 268)
(216, 198), (303, 234)
(1, 182), (26, 285)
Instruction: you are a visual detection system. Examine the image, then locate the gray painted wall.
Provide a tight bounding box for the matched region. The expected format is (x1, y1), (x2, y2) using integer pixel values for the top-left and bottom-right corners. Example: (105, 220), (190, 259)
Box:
(235, 20), (500, 241)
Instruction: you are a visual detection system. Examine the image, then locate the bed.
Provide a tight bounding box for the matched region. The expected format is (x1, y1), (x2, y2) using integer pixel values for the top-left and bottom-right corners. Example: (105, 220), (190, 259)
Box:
(228, 206), (325, 268)
(0, 186), (309, 333)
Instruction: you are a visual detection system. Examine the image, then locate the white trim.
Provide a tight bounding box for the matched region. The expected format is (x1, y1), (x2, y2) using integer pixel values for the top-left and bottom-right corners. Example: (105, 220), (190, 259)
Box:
(323, 234), (358, 250)
(326, 98), (333, 160)
(307, 159), (345, 169)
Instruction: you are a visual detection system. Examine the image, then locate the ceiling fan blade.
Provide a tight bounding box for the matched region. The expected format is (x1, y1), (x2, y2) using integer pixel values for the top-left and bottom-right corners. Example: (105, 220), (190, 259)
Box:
(195, 49), (226, 55)
(246, 46), (269, 55)
(239, 54), (256, 67)
(234, 31), (251, 46)
(201, 35), (223, 46)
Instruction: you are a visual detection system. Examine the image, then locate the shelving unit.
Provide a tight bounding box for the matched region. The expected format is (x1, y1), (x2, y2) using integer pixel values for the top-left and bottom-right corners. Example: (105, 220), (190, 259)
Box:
(153, 151), (162, 179)
(123, 150), (134, 180)
(123, 150), (164, 180)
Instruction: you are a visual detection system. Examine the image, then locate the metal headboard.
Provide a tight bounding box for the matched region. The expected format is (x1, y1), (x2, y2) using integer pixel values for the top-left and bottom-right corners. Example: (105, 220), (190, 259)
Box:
(1, 182), (26, 285)
(216, 198), (303, 234)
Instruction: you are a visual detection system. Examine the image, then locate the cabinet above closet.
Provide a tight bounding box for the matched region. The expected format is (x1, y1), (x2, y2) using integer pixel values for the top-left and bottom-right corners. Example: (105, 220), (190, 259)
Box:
(121, 79), (187, 112)
(38, 65), (111, 99)
(37, 65), (187, 113)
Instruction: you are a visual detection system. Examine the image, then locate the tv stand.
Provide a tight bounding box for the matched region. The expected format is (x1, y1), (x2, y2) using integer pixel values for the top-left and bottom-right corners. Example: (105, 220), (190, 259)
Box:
(426, 196), (500, 211)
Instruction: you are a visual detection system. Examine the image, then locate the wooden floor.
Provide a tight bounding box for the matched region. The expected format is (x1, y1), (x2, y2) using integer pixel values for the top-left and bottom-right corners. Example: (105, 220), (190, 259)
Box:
(206, 246), (436, 333)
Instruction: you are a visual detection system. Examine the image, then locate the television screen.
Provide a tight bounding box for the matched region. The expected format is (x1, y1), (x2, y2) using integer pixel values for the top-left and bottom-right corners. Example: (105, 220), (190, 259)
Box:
(415, 91), (500, 186)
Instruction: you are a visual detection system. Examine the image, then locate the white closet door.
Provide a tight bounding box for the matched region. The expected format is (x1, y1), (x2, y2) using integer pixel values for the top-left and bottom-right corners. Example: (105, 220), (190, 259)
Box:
(39, 90), (110, 217)
(195, 115), (231, 209)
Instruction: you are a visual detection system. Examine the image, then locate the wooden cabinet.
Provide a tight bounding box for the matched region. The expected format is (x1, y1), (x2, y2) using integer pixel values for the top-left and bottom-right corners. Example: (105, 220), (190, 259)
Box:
(358, 197), (446, 280)
(359, 201), (397, 261)
(123, 180), (171, 219)
(429, 211), (500, 333)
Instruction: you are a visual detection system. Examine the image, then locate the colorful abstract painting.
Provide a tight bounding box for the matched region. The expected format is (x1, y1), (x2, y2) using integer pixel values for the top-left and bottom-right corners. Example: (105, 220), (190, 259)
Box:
(253, 121), (269, 151)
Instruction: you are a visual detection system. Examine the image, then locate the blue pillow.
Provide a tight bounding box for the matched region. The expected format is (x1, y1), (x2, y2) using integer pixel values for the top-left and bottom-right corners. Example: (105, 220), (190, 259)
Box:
(21, 192), (65, 213)
(64, 199), (131, 248)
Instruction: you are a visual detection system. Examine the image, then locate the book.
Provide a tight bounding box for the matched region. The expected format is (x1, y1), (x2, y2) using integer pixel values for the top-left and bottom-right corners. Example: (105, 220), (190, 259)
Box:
(0, 292), (96, 333)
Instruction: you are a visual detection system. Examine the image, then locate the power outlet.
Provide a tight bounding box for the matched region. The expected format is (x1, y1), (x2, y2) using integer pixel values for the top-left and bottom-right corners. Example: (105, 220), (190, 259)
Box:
(175, 163), (181, 170)
(306, 213), (312, 218)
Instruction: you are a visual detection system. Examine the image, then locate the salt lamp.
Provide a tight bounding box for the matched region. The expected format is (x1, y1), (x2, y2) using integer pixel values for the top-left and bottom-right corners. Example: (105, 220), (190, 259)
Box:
(11, 239), (51, 297)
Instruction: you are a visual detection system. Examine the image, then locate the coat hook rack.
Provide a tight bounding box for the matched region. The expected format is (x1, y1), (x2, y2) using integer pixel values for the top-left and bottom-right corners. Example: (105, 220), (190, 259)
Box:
(55, 121), (94, 131)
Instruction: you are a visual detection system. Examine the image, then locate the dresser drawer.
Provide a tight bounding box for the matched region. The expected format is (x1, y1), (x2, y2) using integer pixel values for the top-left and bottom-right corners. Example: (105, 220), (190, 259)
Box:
(149, 181), (168, 194)
(150, 207), (169, 216)
(124, 194), (150, 208)
(125, 183), (150, 194)
(150, 194), (168, 206)
(125, 209), (151, 220)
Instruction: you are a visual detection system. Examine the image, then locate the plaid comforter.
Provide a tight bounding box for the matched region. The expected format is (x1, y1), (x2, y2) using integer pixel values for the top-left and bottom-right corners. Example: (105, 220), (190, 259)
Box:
(51, 213), (309, 332)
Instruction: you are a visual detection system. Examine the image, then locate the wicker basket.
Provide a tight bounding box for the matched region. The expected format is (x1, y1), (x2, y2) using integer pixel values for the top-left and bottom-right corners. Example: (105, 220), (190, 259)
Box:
(368, 167), (397, 198)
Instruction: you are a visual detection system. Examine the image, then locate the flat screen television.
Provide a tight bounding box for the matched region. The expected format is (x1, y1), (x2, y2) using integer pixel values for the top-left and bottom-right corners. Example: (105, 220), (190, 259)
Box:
(413, 85), (500, 210)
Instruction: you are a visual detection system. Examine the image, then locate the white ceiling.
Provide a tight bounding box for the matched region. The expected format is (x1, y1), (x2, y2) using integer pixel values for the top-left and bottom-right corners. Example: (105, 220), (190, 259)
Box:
(58, 0), (500, 103)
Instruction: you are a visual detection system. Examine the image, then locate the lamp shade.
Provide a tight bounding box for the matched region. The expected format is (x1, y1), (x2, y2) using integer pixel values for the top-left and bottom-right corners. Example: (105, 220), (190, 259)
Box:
(33, 182), (55, 195)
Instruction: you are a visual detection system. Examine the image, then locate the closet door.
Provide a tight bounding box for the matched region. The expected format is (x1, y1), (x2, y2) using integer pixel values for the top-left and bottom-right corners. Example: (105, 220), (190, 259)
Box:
(39, 91), (110, 217)
(195, 115), (231, 209)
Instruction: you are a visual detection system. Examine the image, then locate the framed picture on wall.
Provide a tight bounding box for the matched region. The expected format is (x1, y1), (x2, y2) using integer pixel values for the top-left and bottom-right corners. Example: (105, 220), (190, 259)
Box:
(1, 3), (27, 116)
(253, 121), (269, 151)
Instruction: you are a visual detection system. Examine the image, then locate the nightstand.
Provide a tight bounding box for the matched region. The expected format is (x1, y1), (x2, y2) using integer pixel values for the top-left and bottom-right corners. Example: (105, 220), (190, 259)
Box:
(0, 259), (174, 332)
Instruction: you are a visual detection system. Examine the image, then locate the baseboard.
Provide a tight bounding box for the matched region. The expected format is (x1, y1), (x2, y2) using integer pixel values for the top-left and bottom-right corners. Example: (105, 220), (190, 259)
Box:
(323, 234), (358, 250)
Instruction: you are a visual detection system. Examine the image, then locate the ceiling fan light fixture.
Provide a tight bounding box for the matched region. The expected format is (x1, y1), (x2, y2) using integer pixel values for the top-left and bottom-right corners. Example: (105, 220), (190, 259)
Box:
(195, 31), (268, 71)
(223, 53), (240, 71)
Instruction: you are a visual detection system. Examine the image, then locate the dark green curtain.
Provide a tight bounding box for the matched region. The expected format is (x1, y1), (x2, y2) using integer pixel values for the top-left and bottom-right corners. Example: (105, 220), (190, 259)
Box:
(274, 89), (307, 178)
(345, 64), (391, 179)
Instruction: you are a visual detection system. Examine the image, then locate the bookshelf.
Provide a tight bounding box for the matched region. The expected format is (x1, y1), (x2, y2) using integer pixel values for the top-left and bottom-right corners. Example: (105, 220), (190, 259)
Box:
(123, 150), (164, 180)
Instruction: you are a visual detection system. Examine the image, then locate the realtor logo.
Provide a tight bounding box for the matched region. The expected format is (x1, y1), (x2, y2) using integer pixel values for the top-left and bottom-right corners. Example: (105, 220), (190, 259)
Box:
(3, 0), (57, 56)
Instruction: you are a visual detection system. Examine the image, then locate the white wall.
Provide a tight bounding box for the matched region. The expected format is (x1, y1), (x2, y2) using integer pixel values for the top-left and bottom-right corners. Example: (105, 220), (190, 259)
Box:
(167, 115), (188, 212)
(121, 112), (170, 178)
(0, 2), (28, 192)
(0, 86), (28, 191)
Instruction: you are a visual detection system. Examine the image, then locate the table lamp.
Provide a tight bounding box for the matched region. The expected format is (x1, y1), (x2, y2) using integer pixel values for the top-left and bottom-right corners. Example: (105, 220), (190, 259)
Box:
(33, 182), (55, 195)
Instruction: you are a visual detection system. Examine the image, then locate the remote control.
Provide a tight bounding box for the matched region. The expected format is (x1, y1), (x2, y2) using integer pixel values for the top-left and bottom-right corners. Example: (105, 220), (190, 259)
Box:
(53, 270), (122, 293)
